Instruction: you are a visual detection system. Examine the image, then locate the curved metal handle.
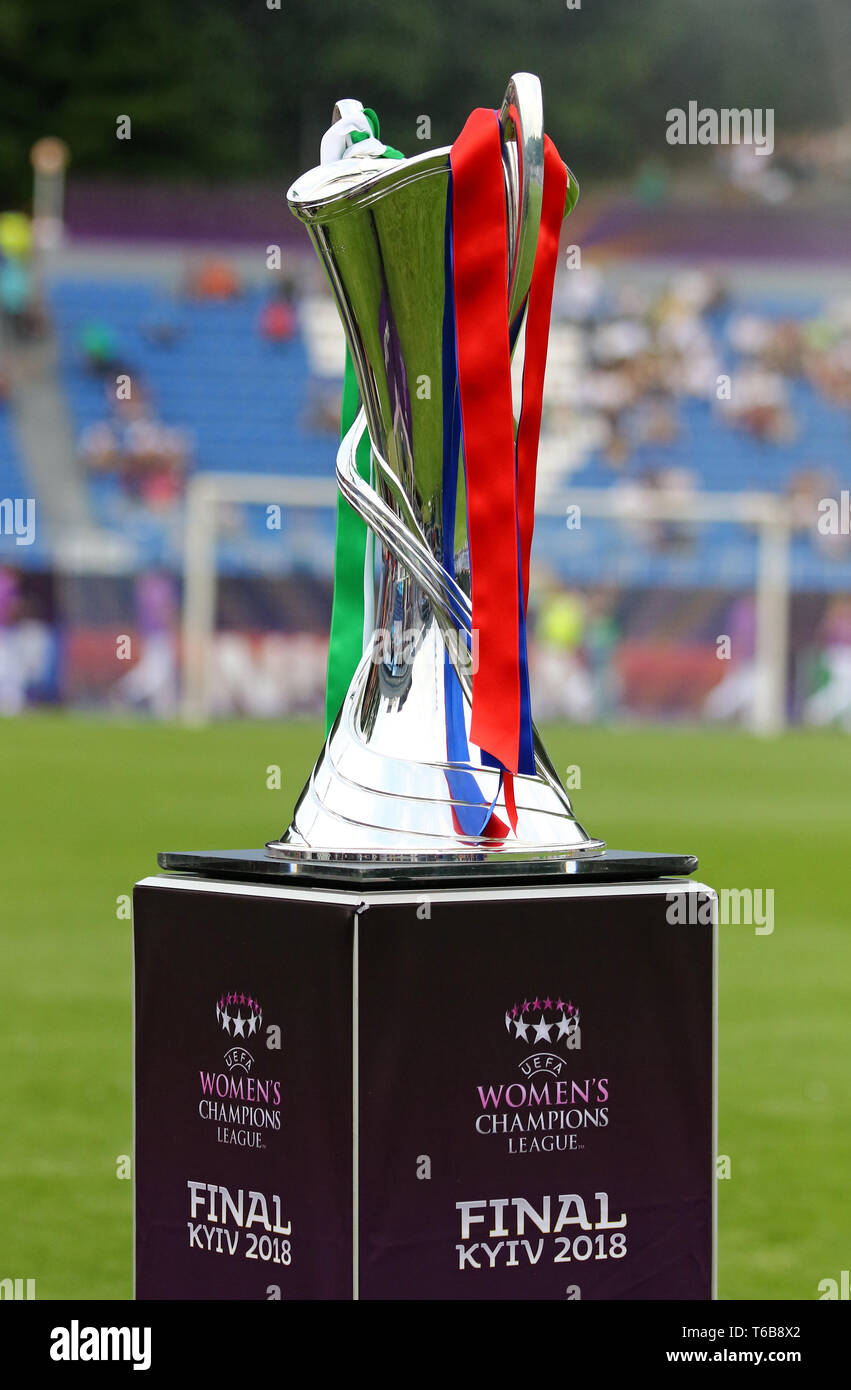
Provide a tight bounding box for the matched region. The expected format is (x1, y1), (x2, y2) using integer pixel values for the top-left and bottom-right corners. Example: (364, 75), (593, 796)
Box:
(500, 72), (544, 323)
(499, 72), (579, 322)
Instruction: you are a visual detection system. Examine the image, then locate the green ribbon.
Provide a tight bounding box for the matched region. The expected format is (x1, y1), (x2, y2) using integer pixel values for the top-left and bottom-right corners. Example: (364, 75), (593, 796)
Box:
(325, 351), (373, 731)
(325, 109), (403, 733)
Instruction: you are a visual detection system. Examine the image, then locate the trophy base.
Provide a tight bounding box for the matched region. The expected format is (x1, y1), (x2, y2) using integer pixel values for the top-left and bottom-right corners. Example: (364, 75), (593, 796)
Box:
(133, 868), (715, 1298)
(156, 845), (697, 888)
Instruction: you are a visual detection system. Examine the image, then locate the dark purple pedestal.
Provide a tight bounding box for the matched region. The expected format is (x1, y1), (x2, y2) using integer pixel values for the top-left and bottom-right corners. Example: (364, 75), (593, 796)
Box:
(134, 874), (716, 1300)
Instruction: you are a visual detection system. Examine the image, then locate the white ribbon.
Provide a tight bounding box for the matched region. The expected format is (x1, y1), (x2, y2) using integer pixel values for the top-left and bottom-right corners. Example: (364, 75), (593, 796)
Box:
(319, 99), (388, 165)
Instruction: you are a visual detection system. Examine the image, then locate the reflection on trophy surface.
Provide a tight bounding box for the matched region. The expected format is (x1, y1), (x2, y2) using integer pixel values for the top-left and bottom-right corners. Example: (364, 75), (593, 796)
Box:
(271, 74), (604, 865)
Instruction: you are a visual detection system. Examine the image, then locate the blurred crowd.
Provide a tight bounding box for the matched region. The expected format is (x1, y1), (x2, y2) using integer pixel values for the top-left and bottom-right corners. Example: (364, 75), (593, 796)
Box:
(1, 232), (849, 727)
(0, 211), (46, 344)
(547, 267), (851, 558)
(43, 250), (851, 564)
(77, 361), (192, 511)
(75, 259), (298, 511)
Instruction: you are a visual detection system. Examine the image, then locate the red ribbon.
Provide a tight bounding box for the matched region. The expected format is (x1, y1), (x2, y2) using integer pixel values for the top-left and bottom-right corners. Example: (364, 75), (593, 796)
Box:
(451, 109), (520, 772)
(517, 136), (568, 610)
(450, 111), (567, 803)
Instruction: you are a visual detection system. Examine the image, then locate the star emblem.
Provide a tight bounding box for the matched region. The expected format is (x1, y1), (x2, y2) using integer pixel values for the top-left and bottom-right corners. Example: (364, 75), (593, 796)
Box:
(556, 1011), (573, 1039)
(514, 1016), (530, 1042)
(221, 1009), (232, 1034)
(533, 1013), (552, 1043)
(233, 1012), (247, 1037)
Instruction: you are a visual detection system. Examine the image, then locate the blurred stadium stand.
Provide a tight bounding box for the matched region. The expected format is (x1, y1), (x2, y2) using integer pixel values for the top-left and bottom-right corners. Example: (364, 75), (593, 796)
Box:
(0, 251), (848, 724)
(27, 268), (850, 593)
(0, 409), (30, 526)
(43, 276), (336, 570)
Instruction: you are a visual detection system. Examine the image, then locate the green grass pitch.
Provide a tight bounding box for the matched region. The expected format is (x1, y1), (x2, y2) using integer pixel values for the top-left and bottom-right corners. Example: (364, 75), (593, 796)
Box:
(0, 714), (848, 1299)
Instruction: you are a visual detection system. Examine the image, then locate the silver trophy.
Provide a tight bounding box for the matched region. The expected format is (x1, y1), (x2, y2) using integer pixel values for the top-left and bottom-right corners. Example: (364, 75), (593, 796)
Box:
(269, 74), (604, 875)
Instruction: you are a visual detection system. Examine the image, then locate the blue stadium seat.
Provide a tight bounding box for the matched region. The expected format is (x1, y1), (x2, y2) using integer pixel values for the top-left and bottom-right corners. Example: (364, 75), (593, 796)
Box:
(42, 275), (851, 587)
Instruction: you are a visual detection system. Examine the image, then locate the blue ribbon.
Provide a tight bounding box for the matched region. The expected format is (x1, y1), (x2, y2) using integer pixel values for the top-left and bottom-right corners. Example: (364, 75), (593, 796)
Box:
(441, 173), (503, 835)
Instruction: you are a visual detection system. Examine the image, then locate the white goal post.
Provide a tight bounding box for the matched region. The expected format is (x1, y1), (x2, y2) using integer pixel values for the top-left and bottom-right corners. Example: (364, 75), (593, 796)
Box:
(181, 473), (792, 735)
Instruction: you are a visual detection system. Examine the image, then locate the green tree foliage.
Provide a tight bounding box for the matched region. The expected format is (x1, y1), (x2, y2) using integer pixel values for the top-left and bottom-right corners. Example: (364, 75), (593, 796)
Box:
(0, 0), (845, 203)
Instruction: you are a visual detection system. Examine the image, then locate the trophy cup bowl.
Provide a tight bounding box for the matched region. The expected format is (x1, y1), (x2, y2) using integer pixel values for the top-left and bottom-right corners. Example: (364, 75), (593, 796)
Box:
(267, 74), (606, 877)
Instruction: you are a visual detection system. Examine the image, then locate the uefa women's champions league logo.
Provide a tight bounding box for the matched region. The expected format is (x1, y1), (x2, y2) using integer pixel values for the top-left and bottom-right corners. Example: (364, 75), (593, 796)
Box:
(215, 992), (263, 1073)
(505, 996), (581, 1079)
(200, 994), (281, 1148)
(478, 994), (604, 1153)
